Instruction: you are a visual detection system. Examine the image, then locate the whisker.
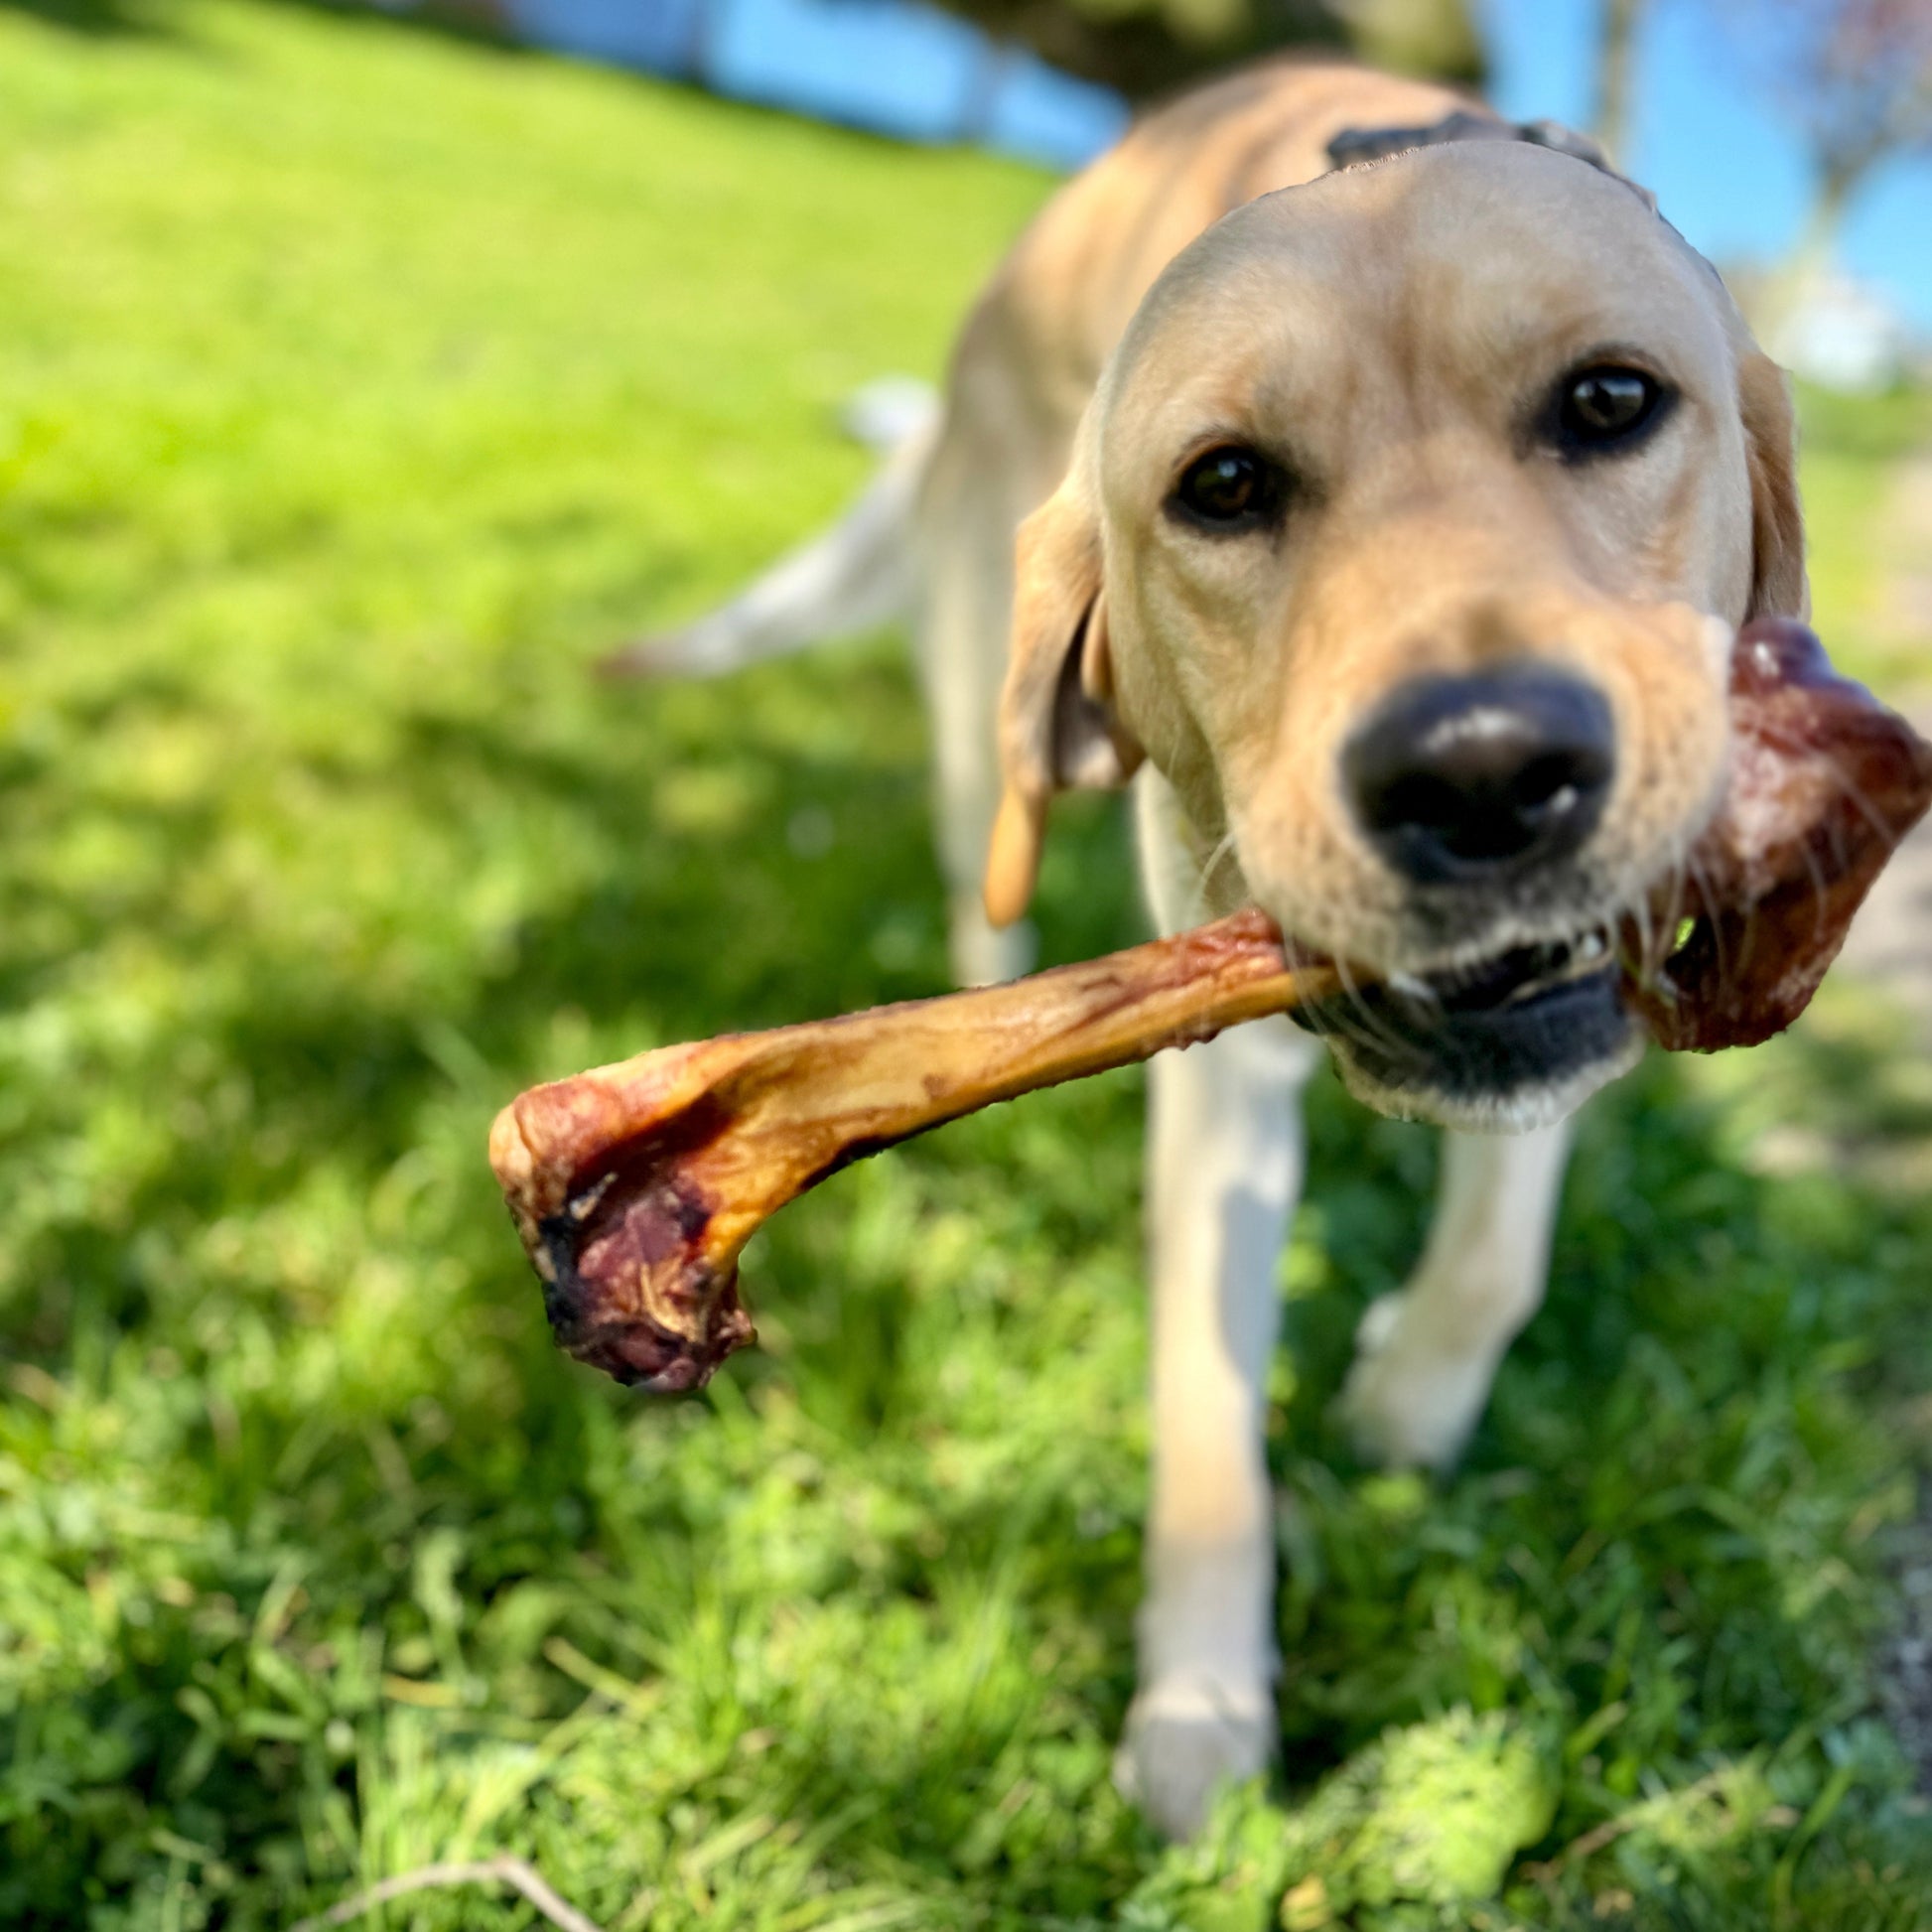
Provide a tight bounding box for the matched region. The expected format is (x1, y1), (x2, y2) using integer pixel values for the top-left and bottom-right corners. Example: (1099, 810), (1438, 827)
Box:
(1334, 954), (1413, 1062)
(1664, 851), (1690, 961)
(1687, 849), (1733, 990)
(1613, 888), (1650, 993)
(1625, 870), (1657, 986)
(1288, 939), (1379, 1065)
(1751, 720), (1903, 855)
(1201, 826), (1241, 888)
(1797, 836), (1832, 945)
(1289, 971), (1362, 1063)
(1661, 837), (1692, 968)
(1186, 825), (1243, 926)
(1632, 834), (1688, 983)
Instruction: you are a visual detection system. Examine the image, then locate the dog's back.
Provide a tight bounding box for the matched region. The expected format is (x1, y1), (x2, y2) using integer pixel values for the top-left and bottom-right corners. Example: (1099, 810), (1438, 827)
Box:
(606, 61), (1778, 1841)
(950, 60), (1478, 452)
(609, 65), (1489, 988)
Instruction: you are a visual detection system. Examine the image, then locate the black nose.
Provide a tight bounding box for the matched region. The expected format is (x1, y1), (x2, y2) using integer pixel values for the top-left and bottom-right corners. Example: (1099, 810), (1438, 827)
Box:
(1343, 665), (1615, 885)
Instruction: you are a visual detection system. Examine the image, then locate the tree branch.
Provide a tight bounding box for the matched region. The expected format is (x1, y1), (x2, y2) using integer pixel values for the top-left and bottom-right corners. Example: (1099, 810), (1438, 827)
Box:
(289, 1857), (608, 1932)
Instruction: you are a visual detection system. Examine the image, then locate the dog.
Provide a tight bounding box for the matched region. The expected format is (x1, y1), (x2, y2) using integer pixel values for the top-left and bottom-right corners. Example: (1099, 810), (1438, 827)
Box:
(611, 58), (1805, 1839)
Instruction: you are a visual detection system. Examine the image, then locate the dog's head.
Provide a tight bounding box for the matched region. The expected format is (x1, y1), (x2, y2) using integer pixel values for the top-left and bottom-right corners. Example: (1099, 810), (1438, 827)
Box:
(985, 141), (1805, 1129)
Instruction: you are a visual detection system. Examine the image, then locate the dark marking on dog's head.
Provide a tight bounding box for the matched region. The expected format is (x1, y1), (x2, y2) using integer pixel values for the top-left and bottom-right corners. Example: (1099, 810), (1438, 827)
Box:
(1326, 110), (1658, 212)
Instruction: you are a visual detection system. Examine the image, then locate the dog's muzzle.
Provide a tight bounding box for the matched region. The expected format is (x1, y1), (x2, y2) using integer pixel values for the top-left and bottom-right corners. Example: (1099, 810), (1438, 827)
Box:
(1303, 664), (1632, 1118)
(1290, 931), (1632, 1115)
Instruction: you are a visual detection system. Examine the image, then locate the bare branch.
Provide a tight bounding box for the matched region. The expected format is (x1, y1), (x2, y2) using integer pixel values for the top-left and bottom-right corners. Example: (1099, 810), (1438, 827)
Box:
(289, 1857), (608, 1932)
(1707, 0), (1932, 182)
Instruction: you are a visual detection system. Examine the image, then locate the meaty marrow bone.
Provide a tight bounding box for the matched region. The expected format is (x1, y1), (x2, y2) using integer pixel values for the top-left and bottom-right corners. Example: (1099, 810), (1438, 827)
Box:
(491, 621), (1932, 1393)
(1625, 620), (1932, 1050)
(490, 910), (1336, 1391)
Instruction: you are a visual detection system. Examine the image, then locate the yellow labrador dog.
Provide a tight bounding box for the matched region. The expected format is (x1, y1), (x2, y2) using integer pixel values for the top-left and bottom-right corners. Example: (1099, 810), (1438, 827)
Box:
(618, 59), (1804, 1838)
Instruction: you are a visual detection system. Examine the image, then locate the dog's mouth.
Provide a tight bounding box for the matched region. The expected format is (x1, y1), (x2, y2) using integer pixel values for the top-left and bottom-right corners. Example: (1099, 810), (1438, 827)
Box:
(1393, 930), (1613, 1013)
(1284, 618), (1932, 1123)
(1288, 924), (1635, 1120)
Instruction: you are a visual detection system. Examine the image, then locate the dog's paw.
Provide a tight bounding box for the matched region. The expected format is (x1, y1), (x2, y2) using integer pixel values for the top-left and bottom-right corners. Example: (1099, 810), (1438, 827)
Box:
(1114, 1676), (1274, 1841)
(1339, 1291), (1491, 1471)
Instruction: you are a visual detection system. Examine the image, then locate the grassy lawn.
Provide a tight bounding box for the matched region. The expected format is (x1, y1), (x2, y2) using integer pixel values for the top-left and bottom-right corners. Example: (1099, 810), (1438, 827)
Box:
(2, 3), (1931, 1926)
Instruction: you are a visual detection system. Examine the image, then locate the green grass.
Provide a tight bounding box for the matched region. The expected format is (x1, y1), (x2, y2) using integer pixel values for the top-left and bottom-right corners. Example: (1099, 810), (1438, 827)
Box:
(2, 3), (1931, 1925)
(1794, 381), (1932, 686)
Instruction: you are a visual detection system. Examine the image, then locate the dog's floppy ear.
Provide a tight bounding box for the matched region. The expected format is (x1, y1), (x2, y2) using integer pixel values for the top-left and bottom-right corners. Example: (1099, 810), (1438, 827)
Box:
(1737, 348), (1808, 621)
(982, 469), (1144, 928)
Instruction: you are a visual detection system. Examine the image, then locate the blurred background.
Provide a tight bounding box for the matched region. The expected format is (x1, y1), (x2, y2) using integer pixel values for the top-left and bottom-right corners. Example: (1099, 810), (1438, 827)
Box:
(1, 1), (1929, 1927)
(465, 0), (1932, 380)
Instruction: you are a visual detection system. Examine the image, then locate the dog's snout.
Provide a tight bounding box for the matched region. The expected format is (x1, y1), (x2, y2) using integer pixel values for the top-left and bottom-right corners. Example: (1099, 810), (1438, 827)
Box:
(1344, 665), (1614, 884)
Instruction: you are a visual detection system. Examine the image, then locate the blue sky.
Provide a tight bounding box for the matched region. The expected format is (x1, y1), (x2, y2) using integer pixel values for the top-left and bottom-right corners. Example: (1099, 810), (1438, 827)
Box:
(1481, 0), (1931, 332)
(509, 0), (1928, 331)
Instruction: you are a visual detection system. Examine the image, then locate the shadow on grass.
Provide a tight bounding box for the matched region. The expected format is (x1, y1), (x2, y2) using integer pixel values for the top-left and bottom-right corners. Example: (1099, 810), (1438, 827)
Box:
(5, 639), (1931, 1920)
(0, 0), (533, 50)
(0, 646), (1124, 1902)
(0, 0), (174, 34)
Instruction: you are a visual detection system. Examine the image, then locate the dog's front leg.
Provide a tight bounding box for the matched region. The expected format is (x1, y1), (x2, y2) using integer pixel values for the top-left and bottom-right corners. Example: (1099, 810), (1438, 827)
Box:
(1120, 1016), (1317, 1841)
(1341, 1121), (1573, 1470)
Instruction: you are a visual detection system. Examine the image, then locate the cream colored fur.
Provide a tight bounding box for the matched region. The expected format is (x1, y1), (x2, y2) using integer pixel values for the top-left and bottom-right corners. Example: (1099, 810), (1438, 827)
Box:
(621, 57), (1806, 1842)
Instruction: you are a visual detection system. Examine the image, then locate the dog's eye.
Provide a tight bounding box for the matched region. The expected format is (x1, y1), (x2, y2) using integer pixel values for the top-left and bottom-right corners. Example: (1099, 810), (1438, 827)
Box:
(1556, 366), (1665, 451)
(1171, 446), (1283, 529)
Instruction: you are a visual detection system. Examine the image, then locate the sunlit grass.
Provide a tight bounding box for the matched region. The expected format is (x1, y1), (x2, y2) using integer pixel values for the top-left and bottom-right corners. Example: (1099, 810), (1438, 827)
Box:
(1, 4), (1930, 1925)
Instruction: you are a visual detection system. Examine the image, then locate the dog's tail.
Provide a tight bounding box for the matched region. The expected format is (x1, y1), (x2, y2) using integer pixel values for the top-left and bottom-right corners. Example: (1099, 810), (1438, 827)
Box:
(599, 377), (942, 680)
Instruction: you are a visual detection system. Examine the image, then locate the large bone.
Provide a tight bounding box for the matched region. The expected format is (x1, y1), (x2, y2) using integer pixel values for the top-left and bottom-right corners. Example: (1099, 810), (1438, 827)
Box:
(492, 620), (1932, 1392)
(490, 911), (1336, 1390)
